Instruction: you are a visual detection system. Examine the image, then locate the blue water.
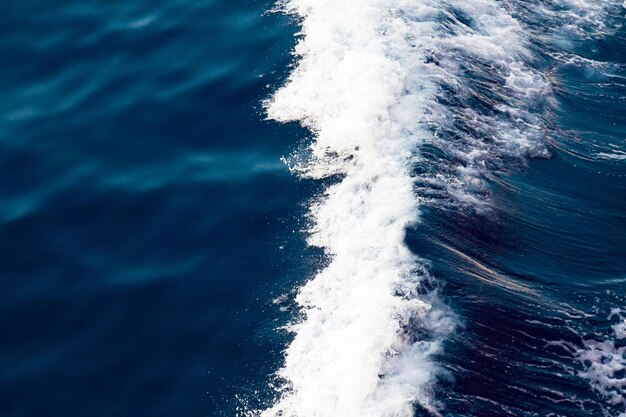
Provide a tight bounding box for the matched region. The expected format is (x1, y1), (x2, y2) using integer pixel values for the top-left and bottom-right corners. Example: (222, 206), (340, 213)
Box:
(1, 2), (310, 416)
(2, 1), (626, 417)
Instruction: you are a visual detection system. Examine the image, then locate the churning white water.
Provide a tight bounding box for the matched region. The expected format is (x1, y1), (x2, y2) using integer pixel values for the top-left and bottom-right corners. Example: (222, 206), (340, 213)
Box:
(257, 0), (626, 416)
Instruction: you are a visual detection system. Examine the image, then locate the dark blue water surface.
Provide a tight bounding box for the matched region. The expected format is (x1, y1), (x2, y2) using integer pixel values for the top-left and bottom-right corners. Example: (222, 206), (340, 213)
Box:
(2, 2), (626, 417)
(415, 18), (626, 416)
(0, 2), (315, 416)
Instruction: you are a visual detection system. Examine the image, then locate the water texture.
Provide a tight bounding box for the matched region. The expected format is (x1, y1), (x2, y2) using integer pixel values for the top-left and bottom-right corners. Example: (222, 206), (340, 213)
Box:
(1, 1), (625, 417)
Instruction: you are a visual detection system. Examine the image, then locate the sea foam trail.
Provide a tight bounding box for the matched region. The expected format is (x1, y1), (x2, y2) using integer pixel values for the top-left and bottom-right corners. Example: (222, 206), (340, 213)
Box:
(550, 307), (626, 417)
(261, 1), (551, 416)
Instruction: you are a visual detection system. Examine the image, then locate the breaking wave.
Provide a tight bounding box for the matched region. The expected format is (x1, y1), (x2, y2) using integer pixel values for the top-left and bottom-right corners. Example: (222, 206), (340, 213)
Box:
(255, 0), (626, 416)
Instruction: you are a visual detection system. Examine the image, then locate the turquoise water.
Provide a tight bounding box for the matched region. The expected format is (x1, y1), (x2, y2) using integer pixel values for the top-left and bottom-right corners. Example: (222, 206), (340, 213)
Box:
(1, 1), (625, 417)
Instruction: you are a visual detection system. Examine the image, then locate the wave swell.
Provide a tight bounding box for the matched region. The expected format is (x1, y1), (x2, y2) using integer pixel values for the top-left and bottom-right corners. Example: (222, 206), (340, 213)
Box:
(258, 0), (624, 416)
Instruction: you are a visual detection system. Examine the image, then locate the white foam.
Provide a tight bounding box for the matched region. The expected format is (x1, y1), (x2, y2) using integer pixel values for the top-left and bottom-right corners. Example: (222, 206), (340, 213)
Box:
(572, 308), (626, 416)
(263, 4), (454, 414)
(253, 0), (626, 415)
(518, 0), (625, 39)
(254, 1), (556, 416)
(598, 152), (626, 161)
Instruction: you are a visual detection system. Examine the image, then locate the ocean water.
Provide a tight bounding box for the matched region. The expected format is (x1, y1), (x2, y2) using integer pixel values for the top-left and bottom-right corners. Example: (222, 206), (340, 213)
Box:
(1, 1), (625, 417)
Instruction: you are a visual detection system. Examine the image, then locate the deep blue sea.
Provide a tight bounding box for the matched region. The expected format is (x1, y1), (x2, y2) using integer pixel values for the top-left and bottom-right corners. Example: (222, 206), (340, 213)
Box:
(2, 1), (625, 417)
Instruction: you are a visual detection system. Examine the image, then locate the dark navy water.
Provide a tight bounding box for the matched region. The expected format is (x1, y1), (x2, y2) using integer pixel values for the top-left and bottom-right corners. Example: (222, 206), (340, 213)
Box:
(1, 2), (310, 416)
(2, 2), (625, 417)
